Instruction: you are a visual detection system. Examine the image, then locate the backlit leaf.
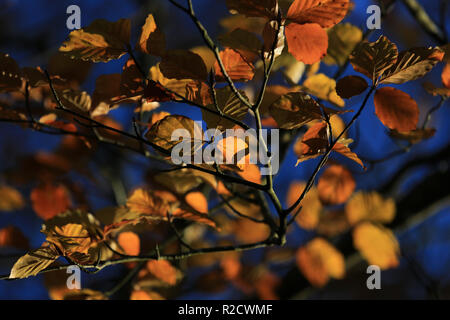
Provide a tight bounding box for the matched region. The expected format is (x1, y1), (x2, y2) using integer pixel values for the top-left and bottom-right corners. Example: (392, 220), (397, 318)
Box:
(350, 36), (398, 83)
(374, 87), (419, 132)
(285, 23), (328, 64)
(146, 260), (179, 285)
(296, 238), (345, 287)
(302, 73), (345, 107)
(323, 23), (363, 66)
(353, 222), (399, 270)
(0, 185), (25, 211)
(317, 164), (355, 205)
(10, 244), (60, 279)
(117, 231), (140, 256)
(286, 181), (322, 230)
(287, 0), (350, 28)
(345, 191), (396, 225)
(215, 49), (255, 82)
(30, 183), (71, 220)
(59, 18), (130, 62)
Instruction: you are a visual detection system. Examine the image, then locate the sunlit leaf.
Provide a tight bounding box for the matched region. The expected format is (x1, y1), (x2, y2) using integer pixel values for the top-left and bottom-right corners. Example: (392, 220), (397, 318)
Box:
(286, 181), (322, 230)
(0, 185), (25, 211)
(117, 231), (140, 256)
(323, 23), (363, 66)
(30, 183), (71, 220)
(374, 87), (419, 132)
(317, 164), (355, 205)
(353, 222), (400, 270)
(146, 260), (180, 286)
(136, 14), (166, 56)
(302, 73), (345, 107)
(285, 23), (328, 64)
(287, 0), (350, 28)
(215, 49), (255, 82)
(345, 191), (396, 225)
(10, 244), (60, 279)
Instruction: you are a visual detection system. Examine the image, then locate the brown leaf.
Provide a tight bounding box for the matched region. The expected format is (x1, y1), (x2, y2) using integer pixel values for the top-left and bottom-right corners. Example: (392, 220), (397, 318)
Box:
(218, 28), (262, 60)
(317, 164), (355, 205)
(59, 18), (130, 62)
(374, 87), (419, 132)
(350, 36), (398, 83)
(285, 23), (329, 64)
(136, 14), (166, 56)
(390, 128), (436, 144)
(336, 75), (368, 99)
(214, 49), (255, 82)
(160, 50), (207, 80)
(287, 0), (350, 28)
(380, 47), (443, 84)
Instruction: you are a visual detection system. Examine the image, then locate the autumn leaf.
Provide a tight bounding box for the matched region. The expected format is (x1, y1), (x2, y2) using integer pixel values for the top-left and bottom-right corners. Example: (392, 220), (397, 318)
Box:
(215, 49), (255, 82)
(285, 23), (329, 65)
(296, 238), (345, 287)
(380, 47), (443, 84)
(160, 50), (208, 80)
(136, 14), (166, 56)
(233, 219), (271, 243)
(218, 28), (262, 60)
(0, 226), (29, 250)
(0, 185), (25, 211)
(130, 290), (164, 300)
(353, 222), (400, 270)
(345, 191), (396, 225)
(148, 63), (195, 99)
(262, 20), (285, 60)
(317, 164), (355, 205)
(146, 260), (180, 286)
(48, 52), (92, 85)
(118, 231), (140, 256)
(185, 191), (208, 214)
(323, 23), (363, 66)
(350, 36), (398, 83)
(374, 87), (419, 132)
(0, 53), (22, 92)
(30, 183), (71, 220)
(59, 18), (131, 62)
(146, 114), (203, 153)
(286, 0), (350, 28)
(302, 73), (345, 107)
(57, 89), (92, 113)
(336, 75), (368, 99)
(10, 243), (60, 279)
(63, 289), (107, 300)
(389, 128), (436, 144)
(269, 92), (341, 129)
(120, 58), (145, 98)
(202, 86), (249, 130)
(286, 181), (322, 230)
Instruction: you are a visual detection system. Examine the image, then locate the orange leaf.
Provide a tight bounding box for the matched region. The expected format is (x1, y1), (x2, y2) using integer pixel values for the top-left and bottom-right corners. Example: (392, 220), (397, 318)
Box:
(117, 231), (140, 256)
(185, 191), (208, 214)
(442, 63), (450, 88)
(31, 183), (71, 220)
(146, 260), (178, 285)
(345, 191), (396, 225)
(130, 290), (164, 300)
(286, 181), (322, 230)
(296, 238), (345, 287)
(374, 87), (419, 132)
(317, 165), (355, 205)
(285, 23), (328, 64)
(215, 49), (254, 82)
(287, 0), (350, 28)
(136, 14), (166, 57)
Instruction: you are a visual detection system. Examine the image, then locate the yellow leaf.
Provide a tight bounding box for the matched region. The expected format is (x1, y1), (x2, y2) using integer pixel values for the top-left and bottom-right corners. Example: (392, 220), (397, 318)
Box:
(0, 185), (25, 211)
(136, 14), (165, 56)
(323, 23), (363, 66)
(302, 73), (345, 107)
(286, 181), (322, 230)
(353, 222), (400, 270)
(345, 191), (396, 225)
(10, 244), (60, 279)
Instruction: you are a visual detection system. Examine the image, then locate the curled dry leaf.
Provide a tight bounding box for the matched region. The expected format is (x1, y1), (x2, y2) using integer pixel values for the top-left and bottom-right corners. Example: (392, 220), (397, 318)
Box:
(345, 191), (396, 225)
(59, 18), (131, 62)
(286, 181), (322, 230)
(353, 222), (400, 270)
(336, 75), (368, 99)
(374, 87), (419, 132)
(317, 164), (355, 205)
(296, 238), (345, 287)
